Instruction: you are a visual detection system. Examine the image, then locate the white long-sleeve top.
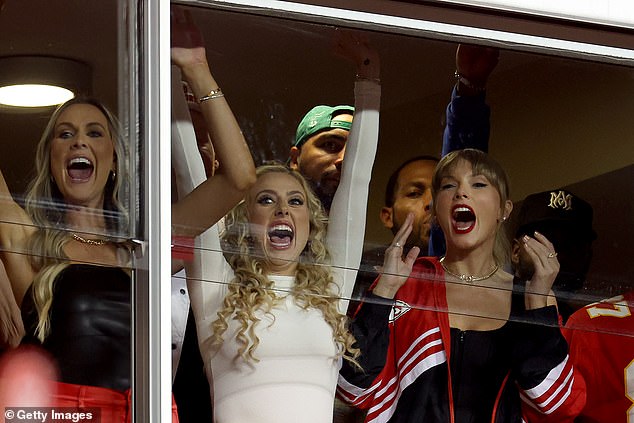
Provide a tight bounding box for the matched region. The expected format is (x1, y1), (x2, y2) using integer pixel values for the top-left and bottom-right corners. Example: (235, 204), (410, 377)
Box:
(172, 76), (380, 423)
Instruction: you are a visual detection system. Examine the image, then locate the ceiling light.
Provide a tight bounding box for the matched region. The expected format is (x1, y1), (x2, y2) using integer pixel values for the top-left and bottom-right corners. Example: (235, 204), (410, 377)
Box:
(0, 56), (91, 108)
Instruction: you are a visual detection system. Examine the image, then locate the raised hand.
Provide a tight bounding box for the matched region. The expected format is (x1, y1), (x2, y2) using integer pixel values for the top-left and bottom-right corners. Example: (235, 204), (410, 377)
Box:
(456, 43), (499, 88)
(521, 231), (560, 309)
(171, 6), (207, 72)
(333, 29), (380, 80)
(372, 213), (420, 299)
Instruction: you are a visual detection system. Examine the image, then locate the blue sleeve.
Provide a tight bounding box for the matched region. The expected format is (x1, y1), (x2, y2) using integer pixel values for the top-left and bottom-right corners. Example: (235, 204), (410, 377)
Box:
(429, 85), (491, 257)
(441, 85), (490, 156)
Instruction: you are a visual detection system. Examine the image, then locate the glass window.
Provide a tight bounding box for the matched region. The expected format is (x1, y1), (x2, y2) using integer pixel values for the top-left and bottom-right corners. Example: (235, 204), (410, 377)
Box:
(1, 0), (633, 420)
(168, 1), (633, 422)
(0, 0), (141, 419)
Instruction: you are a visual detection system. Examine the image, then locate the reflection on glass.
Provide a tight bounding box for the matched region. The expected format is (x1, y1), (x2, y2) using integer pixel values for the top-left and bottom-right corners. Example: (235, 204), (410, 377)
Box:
(179, 3), (633, 327)
(172, 3), (632, 423)
(0, 1), (136, 418)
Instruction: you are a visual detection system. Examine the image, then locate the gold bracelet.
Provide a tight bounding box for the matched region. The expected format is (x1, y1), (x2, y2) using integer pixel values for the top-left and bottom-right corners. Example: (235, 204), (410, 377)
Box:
(199, 87), (224, 102)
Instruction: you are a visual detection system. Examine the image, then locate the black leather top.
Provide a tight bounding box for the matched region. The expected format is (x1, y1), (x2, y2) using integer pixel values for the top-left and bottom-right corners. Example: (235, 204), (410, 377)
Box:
(21, 264), (131, 392)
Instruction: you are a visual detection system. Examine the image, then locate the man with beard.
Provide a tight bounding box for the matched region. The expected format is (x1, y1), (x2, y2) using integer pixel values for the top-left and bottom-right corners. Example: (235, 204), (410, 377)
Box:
(289, 105), (357, 213)
(512, 189), (596, 322)
(380, 156), (439, 254)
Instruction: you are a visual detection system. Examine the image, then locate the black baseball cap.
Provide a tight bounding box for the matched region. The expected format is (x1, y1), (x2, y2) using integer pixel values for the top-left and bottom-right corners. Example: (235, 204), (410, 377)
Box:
(515, 189), (597, 241)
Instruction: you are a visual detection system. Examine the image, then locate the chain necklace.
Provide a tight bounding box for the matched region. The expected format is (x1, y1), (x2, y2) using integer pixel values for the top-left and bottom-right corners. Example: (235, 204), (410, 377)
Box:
(440, 257), (499, 283)
(71, 233), (108, 246)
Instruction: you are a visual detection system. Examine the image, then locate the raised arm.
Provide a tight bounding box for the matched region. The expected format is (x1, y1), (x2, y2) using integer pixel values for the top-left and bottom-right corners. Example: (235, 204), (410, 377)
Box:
(170, 8), (255, 238)
(442, 43), (498, 156)
(171, 68), (232, 360)
(0, 161), (37, 306)
(169, 7), (243, 355)
(326, 31), (381, 312)
(430, 44), (498, 256)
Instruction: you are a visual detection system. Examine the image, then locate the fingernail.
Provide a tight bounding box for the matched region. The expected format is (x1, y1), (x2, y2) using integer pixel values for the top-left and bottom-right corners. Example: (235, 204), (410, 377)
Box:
(534, 231), (541, 237)
(523, 235), (529, 243)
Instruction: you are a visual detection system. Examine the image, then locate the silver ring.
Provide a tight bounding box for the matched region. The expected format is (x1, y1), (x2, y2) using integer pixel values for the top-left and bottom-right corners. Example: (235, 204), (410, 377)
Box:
(394, 242), (402, 248)
(547, 252), (558, 258)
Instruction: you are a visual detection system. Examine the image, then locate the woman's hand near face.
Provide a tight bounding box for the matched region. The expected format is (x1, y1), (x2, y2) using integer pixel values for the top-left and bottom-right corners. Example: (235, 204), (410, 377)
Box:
(372, 213), (420, 299)
(521, 231), (560, 310)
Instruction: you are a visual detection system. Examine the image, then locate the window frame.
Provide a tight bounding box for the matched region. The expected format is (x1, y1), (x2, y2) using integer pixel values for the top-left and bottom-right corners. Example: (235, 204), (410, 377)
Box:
(137, 1), (634, 421)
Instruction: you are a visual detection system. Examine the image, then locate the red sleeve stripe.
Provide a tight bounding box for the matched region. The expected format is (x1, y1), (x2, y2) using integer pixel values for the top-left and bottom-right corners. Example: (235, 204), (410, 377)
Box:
(397, 327), (442, 367)
(365, 350), (447, 423)
(520, 356), (574, 414)
(337, 325), (446, 416)
(520, 379), (574, 415)
(337, 373), (382, 399)
(369, 328), (444, 405)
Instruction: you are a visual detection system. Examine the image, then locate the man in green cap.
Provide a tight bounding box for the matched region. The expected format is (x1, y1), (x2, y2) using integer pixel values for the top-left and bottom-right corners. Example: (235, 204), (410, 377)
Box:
(288, 104), (355, 212)
(287, 31), (381, 215)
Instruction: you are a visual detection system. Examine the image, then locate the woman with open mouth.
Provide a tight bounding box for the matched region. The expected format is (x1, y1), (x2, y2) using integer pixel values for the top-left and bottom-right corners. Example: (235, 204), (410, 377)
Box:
(167, 23), (380, 423)
(181, 159), (382, 423)
(0, 19), (256, 419)
(338, 148), (586, 423)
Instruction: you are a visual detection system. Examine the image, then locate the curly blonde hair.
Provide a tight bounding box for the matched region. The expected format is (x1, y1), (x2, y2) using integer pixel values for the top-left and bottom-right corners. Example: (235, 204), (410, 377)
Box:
(24, 97), (129, 341)
(211, 164), (359, 366)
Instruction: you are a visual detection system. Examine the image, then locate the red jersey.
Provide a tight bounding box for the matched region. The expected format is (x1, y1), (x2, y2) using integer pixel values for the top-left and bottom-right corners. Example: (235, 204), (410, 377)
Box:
(564, 291), (634, 423)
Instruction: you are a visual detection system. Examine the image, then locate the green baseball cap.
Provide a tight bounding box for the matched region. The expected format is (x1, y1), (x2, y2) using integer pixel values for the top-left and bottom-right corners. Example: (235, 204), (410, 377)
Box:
(293, 105), (354, 148)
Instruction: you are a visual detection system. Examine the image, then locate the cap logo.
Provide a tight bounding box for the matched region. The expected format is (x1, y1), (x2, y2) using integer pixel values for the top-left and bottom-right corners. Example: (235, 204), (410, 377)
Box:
(309, 111), (327, 128)
(548, 190), (573, 211)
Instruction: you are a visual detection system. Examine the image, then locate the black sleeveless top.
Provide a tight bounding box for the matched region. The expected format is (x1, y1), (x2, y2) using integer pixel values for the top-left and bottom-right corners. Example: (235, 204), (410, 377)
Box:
(21, 264), (131, 392)
(449, 278), (525, 423)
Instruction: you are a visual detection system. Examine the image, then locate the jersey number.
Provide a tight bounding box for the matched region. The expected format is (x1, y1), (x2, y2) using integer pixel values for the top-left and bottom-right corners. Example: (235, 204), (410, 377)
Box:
(586, 301), (631, 319)
(585, 299), (633, 420)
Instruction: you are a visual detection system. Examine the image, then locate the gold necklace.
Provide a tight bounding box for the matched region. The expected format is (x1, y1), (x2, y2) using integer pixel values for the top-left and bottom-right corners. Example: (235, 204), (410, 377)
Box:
(71, 233), (108, 246)
(440, 257), (499, 283)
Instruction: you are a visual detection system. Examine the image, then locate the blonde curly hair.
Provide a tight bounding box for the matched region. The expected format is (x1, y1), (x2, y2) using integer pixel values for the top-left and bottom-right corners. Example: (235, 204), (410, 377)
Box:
(211, 164), (359, 366)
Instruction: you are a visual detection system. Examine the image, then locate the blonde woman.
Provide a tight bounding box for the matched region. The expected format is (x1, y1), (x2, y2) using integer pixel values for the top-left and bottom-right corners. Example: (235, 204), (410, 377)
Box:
(168, 25), (380, 423)
(171, 49), (380, 421)
(0, 36), (255, 419)
(339, 149), (586, 423)
(180, 163), (376, 423)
